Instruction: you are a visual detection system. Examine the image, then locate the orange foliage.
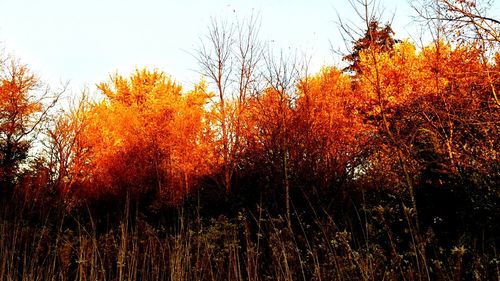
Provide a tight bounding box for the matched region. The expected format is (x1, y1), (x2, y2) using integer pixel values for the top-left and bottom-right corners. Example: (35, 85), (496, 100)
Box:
(293, 67), (371, 188)
(0, 57), (44, 194)
(355, 40), (498, 187)
(50, 40), (498, 206)
(69, 69), (212, 203)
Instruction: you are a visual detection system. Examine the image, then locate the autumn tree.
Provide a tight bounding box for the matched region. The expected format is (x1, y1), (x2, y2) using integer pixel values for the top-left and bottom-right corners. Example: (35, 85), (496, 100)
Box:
(262, 51), (304, 225)
(0, 54), (61, 198)
(410, 0), (499, 194)
(230, 48), (306, 225)
(349, 29), (499, 242)
(64, 69), (212, 204)
(414, 0), (500, 106)
(293, 67), (371, 191)
(45, 92), (91, 196)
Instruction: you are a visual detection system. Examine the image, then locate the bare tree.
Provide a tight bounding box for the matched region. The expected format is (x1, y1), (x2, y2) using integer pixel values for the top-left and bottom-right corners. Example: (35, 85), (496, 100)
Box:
(195, 14), (263, 192)
(413, 0), (500, 42)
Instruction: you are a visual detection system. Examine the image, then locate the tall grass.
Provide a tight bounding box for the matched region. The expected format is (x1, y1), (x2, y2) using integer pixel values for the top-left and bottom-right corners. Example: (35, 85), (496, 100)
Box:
(0, 195), (497, 281)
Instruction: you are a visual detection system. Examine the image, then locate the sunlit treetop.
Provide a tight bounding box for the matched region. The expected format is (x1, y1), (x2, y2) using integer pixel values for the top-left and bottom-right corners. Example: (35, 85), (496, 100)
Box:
(97, 68), (182, 108)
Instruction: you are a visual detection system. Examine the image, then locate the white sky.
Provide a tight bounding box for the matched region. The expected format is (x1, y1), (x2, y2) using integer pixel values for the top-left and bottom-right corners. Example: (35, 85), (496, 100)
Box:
(1, 0), (495, 94)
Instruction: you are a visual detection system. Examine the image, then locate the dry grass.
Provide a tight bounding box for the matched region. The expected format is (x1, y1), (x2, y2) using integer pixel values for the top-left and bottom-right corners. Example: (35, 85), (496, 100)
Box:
(0, 196), (498, 281)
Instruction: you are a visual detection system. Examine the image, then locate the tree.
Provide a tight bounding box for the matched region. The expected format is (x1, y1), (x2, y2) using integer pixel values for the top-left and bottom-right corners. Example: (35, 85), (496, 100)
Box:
(195, 14), (263, 193)
(0, 54), (61, 197)
(343, 19), (399, 73)
(259, 49), (302, 227)
(413, 0), (500, 105)
(45, 91), (91, 197)
(66, 69), (212, 204)
(293, 67), (371, 191)
(413, 0), (500, 43)
(341, 0), (418, 204)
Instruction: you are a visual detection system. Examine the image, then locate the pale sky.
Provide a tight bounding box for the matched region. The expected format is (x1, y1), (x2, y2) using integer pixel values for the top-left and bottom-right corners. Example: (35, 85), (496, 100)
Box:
(0, 0), (486, 94)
